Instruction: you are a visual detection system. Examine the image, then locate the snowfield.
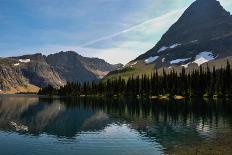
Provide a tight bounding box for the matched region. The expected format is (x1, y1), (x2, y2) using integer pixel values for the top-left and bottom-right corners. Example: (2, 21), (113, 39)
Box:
(19, 59), (30, 63)
(193, 51), (215, 66)
(170, 58), (191, 64)
(179, 51), (215, 68)
(145, 56), (159, 64)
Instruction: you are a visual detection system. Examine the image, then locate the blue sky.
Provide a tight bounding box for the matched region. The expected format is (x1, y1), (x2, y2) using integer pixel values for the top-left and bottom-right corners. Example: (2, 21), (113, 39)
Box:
(1, 0), (232, 64)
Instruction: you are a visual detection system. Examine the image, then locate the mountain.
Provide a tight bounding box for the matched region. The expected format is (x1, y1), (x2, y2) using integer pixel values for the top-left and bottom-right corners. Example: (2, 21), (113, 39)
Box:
(0, 51), (120, 93)
(135, 0), (232, 68)
(78, 56), (123, 79)
(106, 0), (232, 80)
(0, 58), (33, 93)
(46, 51), (122, 82)
(0, 53), (66, 93)
(14, 53), (65, 88)
(46, 51), (97, 83)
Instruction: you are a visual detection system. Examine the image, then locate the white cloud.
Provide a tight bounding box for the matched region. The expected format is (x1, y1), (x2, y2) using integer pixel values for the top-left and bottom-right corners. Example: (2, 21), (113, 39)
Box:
(79, 47), (142, 65)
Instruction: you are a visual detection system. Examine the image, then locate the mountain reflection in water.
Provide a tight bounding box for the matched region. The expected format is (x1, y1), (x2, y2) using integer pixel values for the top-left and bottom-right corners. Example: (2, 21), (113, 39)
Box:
(0, 95), (232, 155)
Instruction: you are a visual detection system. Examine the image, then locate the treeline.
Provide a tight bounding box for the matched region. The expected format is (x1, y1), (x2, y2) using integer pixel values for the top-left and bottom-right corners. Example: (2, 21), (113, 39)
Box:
(38, 61), (232, 98)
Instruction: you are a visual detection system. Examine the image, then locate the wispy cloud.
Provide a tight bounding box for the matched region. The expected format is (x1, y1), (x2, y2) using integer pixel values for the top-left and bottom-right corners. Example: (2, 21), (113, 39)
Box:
(79, 0), (232, 48)
(79, 7), (186, 47)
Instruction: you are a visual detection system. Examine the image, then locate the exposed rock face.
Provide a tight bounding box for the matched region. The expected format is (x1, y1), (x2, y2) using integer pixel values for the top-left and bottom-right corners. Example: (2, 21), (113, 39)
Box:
(0, 51), (119, 92)
(15, 53), (65, 88)
(46, 51), (98, 83)
(79, 56), (123, 79)
(135, 0), (232, 68)
(46, 51), (122, 82)
(0, 58), (28, 90)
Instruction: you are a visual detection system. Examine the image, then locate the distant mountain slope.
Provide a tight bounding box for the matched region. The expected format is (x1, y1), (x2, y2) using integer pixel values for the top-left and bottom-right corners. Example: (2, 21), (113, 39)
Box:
(46, 51), (97, 83)
(46, 51), (122, 82)
(135, 0), (232, 68)
(79, 56), (123, 79)
(0, 51), (120, 93)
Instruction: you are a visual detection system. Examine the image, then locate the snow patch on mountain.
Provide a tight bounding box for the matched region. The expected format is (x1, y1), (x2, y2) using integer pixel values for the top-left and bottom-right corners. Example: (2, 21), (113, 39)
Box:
(14, 63), (20, 66)
(126, 61), (138, 68)
(130, 61), (137, 66)
(19, 59), (30, 63)
(193, 51), (215, 66)
(162, 58), (165, 62)
(157, 43), (181, 53)
(170, 43), (181, 49)
(157, 46), (168, 53)
(190, 40), (198, 43)
(181, 63), (190, 68)
(170, 58), (191, 64)
(145, 56), (159, 64)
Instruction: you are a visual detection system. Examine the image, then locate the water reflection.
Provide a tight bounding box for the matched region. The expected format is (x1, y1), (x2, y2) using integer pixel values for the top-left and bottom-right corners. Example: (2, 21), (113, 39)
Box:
(0, 95), (231, 154)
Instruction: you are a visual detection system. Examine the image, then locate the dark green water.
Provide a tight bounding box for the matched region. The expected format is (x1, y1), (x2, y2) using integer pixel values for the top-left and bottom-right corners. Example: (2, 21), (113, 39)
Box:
(0, 95), (232, 155)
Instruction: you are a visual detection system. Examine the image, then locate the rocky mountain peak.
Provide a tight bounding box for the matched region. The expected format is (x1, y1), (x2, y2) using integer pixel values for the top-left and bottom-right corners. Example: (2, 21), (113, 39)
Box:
(179, 0), (230, 24)
(160, 0), (231, 45)
(135, 0), (232, 64)
(106, 0), (232, 80)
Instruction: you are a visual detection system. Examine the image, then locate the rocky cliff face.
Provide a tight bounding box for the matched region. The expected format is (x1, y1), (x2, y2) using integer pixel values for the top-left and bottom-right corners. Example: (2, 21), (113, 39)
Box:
(0, 51), (119, 93)
(46, 51), (97, 83)
(46, 51), (122, 82)
(0, 58), (28, 91)
(135, 0), (232, 68)
(15, 53), (65, 88)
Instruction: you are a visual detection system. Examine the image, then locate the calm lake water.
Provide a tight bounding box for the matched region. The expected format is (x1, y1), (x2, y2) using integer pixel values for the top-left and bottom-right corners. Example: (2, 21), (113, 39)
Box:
(0, 95), (232, 155)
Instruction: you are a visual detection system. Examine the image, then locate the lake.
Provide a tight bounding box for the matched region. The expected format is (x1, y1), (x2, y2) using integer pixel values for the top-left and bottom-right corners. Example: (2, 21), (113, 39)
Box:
(0, 95), (231, 155)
